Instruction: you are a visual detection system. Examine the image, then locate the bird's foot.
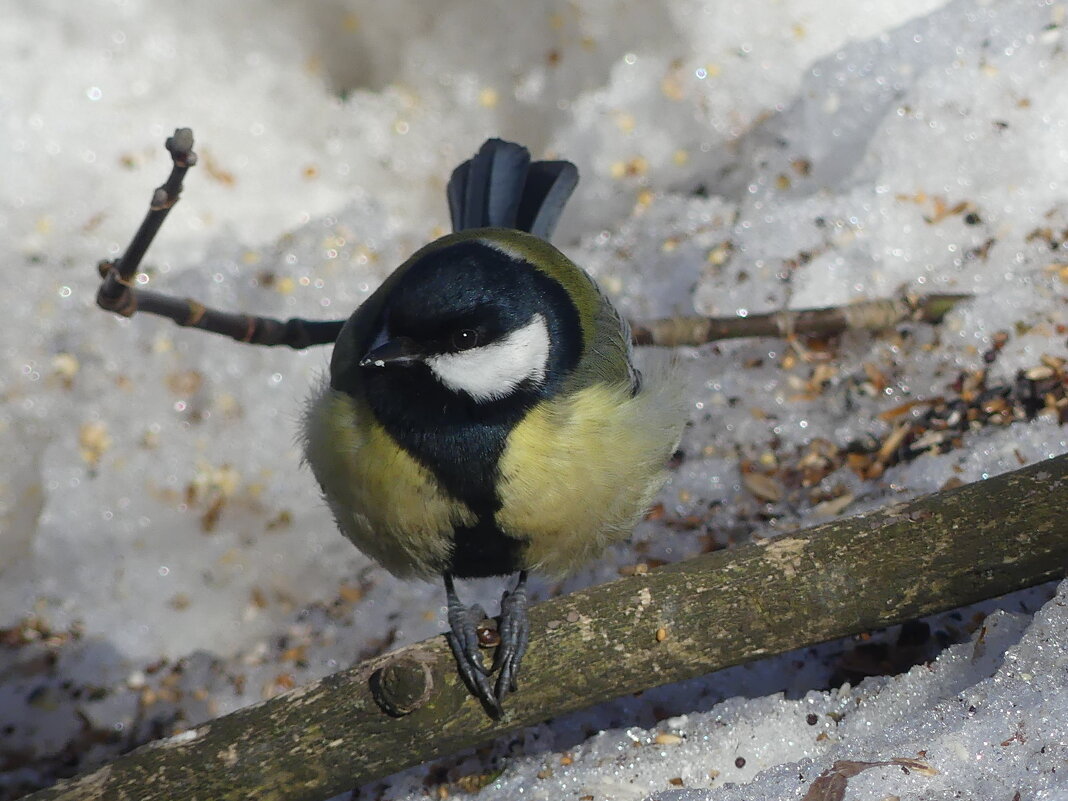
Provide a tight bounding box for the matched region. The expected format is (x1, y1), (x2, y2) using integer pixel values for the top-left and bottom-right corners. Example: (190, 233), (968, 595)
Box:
(443, 571), (531, 717)
(492, 571), (530, 703)
(444, 573), (501, 717)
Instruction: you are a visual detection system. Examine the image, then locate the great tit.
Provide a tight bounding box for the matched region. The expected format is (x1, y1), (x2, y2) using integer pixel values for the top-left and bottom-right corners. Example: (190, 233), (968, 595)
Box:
(302, 139), (683, 715)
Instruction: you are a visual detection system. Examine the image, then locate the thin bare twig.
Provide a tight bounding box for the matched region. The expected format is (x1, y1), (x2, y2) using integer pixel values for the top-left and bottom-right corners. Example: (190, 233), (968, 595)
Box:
(114, 288), (346, 349)
(94, 128), (347, 349)
(96, 128), (197, 315)
(94, 130), (970, 350)
(630, 293), (971, 347)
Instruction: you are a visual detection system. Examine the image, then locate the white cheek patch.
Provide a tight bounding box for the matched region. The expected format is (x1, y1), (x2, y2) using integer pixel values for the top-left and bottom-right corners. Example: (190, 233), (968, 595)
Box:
(426, 314), (550, 402)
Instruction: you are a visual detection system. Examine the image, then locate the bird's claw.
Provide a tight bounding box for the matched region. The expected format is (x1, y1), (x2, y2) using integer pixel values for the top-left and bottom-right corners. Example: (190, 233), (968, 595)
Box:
(446, 599), (493, 676)
(444, 571), (530, 717)
(492, 578), (530, 700)
(444, 629), (503, 717)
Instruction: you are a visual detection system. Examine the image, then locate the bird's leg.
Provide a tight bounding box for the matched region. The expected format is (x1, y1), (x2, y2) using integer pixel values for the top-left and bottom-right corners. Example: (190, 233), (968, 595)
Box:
(492, 570), (530, 704)
(443, 572), (501, 716)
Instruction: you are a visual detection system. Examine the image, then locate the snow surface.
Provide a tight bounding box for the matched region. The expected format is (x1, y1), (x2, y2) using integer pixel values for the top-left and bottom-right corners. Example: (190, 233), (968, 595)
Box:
(1, 0), (1066, 799)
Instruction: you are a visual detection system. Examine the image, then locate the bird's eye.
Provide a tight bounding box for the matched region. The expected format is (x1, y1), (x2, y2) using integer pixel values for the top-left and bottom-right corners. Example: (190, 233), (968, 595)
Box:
(451, 328), (480, 351)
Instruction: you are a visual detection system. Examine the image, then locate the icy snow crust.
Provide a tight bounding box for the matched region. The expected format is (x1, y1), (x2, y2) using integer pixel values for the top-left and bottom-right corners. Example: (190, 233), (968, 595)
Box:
(1, 0), (1066, 798)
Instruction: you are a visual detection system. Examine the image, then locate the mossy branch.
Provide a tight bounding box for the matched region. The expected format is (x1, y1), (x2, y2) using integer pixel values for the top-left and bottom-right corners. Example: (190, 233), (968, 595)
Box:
(25, 453), (1068, 801)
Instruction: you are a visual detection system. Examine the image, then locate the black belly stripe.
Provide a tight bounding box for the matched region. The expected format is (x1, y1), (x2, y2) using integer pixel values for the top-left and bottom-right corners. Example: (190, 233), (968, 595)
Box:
(449, 516), (525, 577)
(361, 365), (538, 576)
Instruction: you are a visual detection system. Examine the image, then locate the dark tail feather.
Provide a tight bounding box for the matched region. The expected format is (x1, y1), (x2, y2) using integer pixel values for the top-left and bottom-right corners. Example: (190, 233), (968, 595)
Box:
(448, 139), (530, 231)
(515, 160), (578, 240)
(447, 139), (578, 239)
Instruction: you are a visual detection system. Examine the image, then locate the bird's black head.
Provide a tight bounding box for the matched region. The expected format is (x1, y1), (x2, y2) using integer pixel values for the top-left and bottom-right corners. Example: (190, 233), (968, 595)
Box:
(357, 238), (582, 412)
(326, 233), (587, 518)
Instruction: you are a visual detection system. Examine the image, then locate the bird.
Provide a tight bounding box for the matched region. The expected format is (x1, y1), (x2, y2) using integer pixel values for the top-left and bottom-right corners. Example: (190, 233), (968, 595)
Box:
(302, 138), (684, 716)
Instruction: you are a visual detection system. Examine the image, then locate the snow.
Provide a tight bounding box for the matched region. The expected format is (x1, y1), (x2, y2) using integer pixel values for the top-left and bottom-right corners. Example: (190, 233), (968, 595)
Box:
(1, 0), (1066, 799)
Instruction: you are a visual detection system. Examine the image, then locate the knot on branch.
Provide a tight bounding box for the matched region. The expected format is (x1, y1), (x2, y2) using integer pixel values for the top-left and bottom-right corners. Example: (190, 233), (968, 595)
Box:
(369, 655), (434, 717)
(96, 260), (138, 316)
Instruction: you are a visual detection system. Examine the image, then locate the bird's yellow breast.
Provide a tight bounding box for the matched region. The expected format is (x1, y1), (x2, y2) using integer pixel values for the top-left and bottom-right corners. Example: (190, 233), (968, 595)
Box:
(496, 378), (681, 577)
(303, 385), (476, 577)
(305, 365), (683, 580)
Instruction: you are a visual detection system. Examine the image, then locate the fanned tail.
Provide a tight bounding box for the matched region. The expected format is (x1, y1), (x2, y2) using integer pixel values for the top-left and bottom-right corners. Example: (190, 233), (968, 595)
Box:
(447, 139), (578, 239)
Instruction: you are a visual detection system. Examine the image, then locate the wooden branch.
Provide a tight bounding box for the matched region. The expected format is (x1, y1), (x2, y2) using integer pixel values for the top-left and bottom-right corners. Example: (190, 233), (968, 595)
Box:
(25, 453), (1068, 801)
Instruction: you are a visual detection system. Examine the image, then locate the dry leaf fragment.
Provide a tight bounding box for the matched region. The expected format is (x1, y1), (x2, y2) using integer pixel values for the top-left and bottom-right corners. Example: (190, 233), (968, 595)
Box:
(743, 472), (784, 502)
(166, 369), (204, 395)
(338, 583), (364, 603)
(802, 758), (938, 801)
(201, 148), (236, 186)
(1040, 353), (1065, 371)
(812, 493), (854, 518)
(1025, 365), (1054, 381)
(78, 422), (112, 467)
(877, 398), (938, 422)
(863, 362), (889, 393)
(876, 423), (911, 464)
(654, 732), (683, 746)
(804, 770), (848, 801)
(51, 353), (80, 388)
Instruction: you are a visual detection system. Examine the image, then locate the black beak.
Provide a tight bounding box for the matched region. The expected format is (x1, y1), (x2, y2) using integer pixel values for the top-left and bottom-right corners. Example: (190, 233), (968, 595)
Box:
(359, 337), (424, 368)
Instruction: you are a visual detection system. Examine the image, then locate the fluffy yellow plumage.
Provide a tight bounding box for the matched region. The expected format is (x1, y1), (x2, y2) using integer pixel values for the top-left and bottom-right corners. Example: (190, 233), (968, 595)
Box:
(300, 138), (684, 714)
(306, 358), (682, 582)
(303, 387), (474, 578)
(498, 378), (682, 577)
